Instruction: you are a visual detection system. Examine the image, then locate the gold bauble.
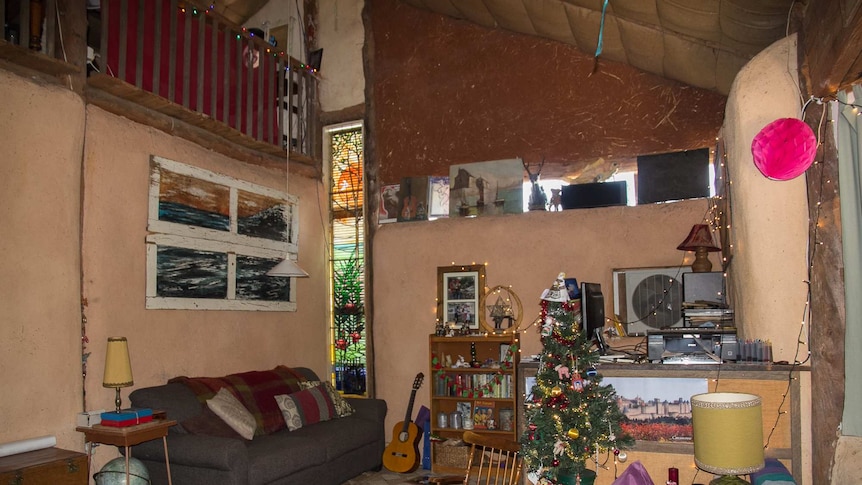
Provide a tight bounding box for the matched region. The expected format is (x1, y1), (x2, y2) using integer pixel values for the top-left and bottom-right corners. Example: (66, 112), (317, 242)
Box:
(566, 428), (579, 439)
(551, 386), (563, 396)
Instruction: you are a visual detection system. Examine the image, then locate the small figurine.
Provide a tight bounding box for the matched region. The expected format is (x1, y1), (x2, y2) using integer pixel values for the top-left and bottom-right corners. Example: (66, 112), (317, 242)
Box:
(453, 355), (469, 368)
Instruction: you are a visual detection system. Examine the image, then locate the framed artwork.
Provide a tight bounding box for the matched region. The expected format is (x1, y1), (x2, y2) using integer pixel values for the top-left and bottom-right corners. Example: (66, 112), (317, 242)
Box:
(603, 377), (708, 444)
(146, 155), (299, 311)
(449, 158), (524, 217)
(437, 264), (486, 330)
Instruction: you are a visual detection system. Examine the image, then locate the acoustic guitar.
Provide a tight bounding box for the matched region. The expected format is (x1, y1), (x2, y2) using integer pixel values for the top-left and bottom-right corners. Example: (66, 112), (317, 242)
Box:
(382, 372), (425, 473)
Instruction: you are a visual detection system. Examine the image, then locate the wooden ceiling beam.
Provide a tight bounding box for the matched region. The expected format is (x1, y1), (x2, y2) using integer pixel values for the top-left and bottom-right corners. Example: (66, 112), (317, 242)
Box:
(802, 0), (862, 97)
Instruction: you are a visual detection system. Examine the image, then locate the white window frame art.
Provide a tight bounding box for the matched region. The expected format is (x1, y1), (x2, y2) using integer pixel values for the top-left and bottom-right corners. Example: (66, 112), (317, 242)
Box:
(145, 155), (300, 311)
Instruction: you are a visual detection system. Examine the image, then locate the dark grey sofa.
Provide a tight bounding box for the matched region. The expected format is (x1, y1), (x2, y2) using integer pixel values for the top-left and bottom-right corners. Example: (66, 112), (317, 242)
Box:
(127, 367), (387, 485)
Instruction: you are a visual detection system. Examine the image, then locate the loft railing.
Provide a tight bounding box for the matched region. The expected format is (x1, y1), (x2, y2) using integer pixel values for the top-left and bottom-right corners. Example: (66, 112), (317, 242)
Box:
(2, 0), (58, 53)
(93, 0), (317, 159)
(1, 0), (81, 78)
(1, 0), (317, 162)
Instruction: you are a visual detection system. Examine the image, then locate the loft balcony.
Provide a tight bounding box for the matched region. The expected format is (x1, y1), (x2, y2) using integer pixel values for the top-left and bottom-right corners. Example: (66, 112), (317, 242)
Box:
(1, 0), (318, 170)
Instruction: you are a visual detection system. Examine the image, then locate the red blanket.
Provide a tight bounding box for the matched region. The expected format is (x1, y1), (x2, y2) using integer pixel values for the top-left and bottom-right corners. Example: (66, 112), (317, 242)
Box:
(170, 365), (305, 435)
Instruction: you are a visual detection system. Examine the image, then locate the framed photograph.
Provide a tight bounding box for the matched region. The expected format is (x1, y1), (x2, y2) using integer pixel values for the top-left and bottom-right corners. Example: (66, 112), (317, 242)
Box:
(437, 264), (486, 330)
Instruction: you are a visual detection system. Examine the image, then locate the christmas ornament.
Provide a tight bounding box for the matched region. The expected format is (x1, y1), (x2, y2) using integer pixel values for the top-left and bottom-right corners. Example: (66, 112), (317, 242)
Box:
(540, 273), (569, 302)
(551, 385), (563, 397)
(567, 428), (580, 439)
(572, 373), (584, 392)
(555, 364), (570, 380)
(613, 448), (620, 456)
(553, 440), (566, 456)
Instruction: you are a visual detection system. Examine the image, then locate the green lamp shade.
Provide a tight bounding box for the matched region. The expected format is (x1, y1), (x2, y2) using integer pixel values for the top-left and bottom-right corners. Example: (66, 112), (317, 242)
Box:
(691, 392), (765, 476)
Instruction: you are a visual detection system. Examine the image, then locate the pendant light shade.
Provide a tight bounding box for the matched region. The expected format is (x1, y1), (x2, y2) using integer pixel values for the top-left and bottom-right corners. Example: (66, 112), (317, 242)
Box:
(267, 257), (309, 277)
(267, 16), (308, 280)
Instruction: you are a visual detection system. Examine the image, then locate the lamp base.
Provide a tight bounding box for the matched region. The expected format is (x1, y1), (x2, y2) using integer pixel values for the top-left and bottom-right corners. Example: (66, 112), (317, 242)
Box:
(691, 247), (714, 272)
(709, 475), (751, 485)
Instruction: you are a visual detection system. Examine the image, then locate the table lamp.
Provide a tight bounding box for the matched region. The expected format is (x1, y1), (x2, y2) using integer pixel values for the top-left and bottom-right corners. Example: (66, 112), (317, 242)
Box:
(691, 392), (764, 485)
(677, 224), (721, 272)
(103, 336), (134, 414)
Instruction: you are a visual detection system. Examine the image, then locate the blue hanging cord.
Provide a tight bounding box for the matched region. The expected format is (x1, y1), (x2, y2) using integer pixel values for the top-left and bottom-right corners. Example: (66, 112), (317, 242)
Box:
(592, 0), (610, 74)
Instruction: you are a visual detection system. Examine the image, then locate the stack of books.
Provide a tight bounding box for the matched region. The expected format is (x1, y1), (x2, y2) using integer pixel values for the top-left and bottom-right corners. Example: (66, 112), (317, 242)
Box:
(100, 408), (153, 427)
(682, 301), (734, 327)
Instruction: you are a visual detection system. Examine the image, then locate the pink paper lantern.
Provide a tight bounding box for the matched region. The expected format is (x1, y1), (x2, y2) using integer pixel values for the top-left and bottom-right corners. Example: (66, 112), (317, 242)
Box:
(751, 118), (817, 180)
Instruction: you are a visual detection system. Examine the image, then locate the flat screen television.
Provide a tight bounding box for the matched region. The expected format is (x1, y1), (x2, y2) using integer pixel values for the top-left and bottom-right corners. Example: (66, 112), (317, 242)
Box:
(561, 181), (627, 209)
(580, 282), (607, 354)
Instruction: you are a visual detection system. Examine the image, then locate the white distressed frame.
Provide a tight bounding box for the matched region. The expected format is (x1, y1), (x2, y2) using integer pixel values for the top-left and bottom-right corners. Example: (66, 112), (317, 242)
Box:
(146, 156), (299, 311)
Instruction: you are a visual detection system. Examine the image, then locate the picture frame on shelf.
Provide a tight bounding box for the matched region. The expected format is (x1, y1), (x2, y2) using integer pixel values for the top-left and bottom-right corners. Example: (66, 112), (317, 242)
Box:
(437, 264), (486, 331)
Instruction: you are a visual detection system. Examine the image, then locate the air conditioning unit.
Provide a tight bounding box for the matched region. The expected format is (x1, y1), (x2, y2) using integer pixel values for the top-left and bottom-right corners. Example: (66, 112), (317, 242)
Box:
(613, 266), (691, 335)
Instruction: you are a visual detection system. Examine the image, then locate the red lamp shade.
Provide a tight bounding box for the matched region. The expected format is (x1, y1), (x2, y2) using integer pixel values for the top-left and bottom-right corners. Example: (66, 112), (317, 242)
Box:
(677, 224), (720, 252)
(678, 224), (720, 273)
(751, 118), (817, 181)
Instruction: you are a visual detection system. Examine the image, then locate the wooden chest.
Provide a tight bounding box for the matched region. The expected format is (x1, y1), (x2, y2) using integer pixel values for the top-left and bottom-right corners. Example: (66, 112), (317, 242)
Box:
(0, 447), (87, 485)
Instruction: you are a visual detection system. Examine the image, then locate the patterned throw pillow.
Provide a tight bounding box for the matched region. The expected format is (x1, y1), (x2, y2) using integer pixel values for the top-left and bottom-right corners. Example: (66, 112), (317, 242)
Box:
(206, 388), (256, 440)
(274, 384), (336, 431)
(299, 380), (355, 417)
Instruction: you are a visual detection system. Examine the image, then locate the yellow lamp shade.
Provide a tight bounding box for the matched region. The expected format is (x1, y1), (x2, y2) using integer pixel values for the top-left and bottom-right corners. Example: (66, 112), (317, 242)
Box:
(691, 392), (764, 476)
(103, 337), (133, 388)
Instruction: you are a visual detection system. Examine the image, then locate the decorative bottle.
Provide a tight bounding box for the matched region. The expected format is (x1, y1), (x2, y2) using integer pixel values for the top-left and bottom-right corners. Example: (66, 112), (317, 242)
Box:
(666, 467), (678, 485)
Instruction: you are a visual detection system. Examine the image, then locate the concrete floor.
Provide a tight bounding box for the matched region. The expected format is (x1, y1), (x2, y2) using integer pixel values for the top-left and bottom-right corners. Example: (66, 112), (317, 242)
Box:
(342, 468), (450, 485)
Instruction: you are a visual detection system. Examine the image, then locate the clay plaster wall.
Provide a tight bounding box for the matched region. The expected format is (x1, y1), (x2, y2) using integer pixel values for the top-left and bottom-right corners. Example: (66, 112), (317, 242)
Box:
(369, 0), (727, 183)
(79, 106), (329, 470)
(723, 34), (812, 483)
(0, 70), (86, 452)
(372, 199), (718, 473)
(0, 67), (328, 474)
(724, 34), (810, 359)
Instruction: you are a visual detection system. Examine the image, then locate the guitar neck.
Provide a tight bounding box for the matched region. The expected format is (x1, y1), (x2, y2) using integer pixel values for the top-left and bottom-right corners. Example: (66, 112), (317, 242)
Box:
(400, 389), (418, 433)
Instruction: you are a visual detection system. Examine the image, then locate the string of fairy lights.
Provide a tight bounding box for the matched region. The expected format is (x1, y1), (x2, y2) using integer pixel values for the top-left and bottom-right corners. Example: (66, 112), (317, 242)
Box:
(177, 1), (320, 75)
(513, 109), (827, 479)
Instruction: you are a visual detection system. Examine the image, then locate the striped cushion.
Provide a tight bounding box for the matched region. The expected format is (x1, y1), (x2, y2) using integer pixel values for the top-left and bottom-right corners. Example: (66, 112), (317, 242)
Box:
(274, 384), (336, 431)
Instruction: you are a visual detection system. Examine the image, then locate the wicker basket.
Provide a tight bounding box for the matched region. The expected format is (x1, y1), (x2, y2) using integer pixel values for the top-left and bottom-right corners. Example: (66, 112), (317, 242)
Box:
(433, 442), (471, 469)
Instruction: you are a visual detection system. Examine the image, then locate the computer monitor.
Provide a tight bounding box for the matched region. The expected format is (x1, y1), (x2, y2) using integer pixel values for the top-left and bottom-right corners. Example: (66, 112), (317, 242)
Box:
(580, 282), (607, 354)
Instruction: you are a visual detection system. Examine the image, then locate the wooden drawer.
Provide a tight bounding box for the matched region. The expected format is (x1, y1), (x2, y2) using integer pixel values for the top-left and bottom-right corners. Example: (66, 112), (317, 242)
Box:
(0, 448), (87, 485)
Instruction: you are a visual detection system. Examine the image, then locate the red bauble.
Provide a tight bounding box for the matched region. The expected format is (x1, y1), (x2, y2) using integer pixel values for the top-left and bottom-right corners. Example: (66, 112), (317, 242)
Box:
(552, 459), (560, 467)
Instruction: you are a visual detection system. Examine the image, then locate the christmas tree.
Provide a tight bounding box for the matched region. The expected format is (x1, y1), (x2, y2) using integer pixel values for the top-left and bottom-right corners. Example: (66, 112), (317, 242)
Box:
(520, 273), (632, 485)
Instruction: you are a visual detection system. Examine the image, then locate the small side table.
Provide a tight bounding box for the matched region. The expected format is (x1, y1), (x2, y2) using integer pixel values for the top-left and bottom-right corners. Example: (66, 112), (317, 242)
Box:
(77, 418), (177, 485)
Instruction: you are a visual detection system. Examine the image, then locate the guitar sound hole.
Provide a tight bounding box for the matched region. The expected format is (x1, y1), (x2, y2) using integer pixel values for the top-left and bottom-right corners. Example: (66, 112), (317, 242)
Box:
(398, 431), (409, 442)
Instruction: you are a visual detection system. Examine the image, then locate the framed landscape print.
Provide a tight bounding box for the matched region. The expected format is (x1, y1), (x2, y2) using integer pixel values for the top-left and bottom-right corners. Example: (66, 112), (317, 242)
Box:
(437, 264), (486, 330)
(449, 158), (524, 217)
